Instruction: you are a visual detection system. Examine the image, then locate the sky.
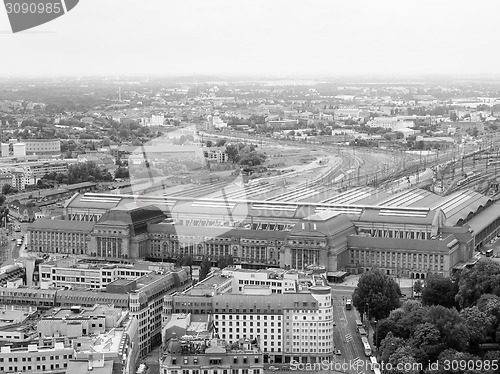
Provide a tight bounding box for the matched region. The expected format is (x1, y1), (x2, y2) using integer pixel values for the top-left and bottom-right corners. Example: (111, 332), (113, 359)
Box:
(0, 0), (499, 78)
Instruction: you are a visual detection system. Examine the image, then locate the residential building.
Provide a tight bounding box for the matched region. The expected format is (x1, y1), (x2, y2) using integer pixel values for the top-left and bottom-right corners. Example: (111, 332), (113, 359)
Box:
(0, 342), (73, 373)
(12, 143), (26, 157)
(366, 117), (414, 131)
(23, 139), (61, 156)
(203, 147), (228, 163)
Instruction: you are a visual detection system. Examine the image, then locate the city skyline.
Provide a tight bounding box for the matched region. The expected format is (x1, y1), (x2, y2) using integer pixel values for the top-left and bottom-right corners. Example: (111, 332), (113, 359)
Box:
(1, 0), (500, 78)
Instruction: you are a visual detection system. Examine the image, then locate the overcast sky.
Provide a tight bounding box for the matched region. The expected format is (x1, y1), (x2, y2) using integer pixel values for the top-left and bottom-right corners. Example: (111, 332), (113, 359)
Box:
(0, 0), (499, 78)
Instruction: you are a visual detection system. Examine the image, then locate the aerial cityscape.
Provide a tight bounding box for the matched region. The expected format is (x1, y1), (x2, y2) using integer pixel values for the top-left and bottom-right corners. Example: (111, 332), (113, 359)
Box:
(1, 1), (500, 374)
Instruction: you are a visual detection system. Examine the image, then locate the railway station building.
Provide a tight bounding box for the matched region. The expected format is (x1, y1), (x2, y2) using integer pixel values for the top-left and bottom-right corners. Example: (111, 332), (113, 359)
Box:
(26, 185), (500, 278)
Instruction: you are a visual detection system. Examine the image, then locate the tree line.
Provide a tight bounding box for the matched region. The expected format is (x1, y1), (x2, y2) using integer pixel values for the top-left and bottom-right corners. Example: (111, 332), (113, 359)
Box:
(353, 261), (500, 374)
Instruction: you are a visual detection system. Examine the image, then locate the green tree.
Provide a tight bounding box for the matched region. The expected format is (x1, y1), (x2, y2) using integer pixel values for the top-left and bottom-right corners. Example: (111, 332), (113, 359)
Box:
(379, 332), (405, 363)
(2, 184), (11, 195)
(352, 270), (402, 320)
(421, 275), (459, 308)
(374, 318), (403, 347)
(431, 349), (482, 374)
(216, 139), (227, 147)
(387, 346), (420, 374)
(411, 322), (441, 347)
(423, 305), (469, 352)
(459, 306), (495, 349)
(238, 151), (266, 166)
(226, 144), (239, 163)
(0, 194), (5, 206)
(217, 255), (234, 269)
(456, 260), (500, 309)
(413, 280), (423, 297)
(199, 257), (211, 281)
(115, 167), (130, 179)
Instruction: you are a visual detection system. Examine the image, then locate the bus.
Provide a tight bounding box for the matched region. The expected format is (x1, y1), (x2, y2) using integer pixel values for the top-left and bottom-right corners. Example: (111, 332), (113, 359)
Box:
(370, 356), (381, 374)
(345, 299), (352, 310)
(361, 336), (372, 356)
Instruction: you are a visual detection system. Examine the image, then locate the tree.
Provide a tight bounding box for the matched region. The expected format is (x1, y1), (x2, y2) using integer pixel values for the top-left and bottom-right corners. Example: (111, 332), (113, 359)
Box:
(352, 270), (402, 320)
(199, 257), (211, 281)
(0, 194), (5, 206)
(226, 144), (239, 163)
(206, 140), (213, 147)
(409, 322), (443, 363)
(413, 280), (423, 297)
(411, 322), (441, 347)
(456, 259), (500, 309)
(374, 318), (403, 347)
(115, 167), (130, 179)
(388, 346), (420, 374)
(2, 184), (11, 195)
(390, 300), (428, 339)
(431, 349), (482, 374)
(421, 275), (459, 308)
(217, 255), (234, 269)
(459, 306), (495, 349)
(379, 332), (405, 363)
(238, 151), (266, 166)
(423, 305), (469, 352)
(216, 139), (227, 147)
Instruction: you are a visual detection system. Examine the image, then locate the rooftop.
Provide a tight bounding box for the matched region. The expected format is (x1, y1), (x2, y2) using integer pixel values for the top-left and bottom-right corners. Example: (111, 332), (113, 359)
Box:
(28, 218), (95, 232)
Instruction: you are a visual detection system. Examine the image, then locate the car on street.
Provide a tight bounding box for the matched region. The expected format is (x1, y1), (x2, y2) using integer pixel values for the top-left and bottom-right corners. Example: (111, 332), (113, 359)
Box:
(335, 349), (342, 355)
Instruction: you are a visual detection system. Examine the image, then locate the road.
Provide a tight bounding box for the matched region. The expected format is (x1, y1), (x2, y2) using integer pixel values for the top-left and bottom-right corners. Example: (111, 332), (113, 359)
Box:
(331, 288), (374, 374)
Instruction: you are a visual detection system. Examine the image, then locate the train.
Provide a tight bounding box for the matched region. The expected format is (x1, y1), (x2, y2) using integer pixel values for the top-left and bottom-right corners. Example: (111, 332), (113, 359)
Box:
(457, 172), (480, 187)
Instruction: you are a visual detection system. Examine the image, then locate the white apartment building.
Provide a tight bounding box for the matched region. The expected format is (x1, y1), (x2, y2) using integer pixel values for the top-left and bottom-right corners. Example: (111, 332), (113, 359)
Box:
(203, 147), (228, 163)
(221, 267), (300, 294)
(211, 286), (333, 364)
(366, 117), (414, 131)
(0, 342), (73, 373)
(167, 269), (334, 364)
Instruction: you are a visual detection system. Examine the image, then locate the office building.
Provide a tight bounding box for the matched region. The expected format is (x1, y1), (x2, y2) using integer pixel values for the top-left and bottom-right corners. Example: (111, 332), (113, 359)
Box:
(161, 335), (264, 374)
(163, 271), (333, 364)
(0, 268), (190, 358)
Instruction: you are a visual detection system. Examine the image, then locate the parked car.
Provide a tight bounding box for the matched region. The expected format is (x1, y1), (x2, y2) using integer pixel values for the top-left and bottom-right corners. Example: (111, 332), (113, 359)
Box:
(335, 349), (342, 355)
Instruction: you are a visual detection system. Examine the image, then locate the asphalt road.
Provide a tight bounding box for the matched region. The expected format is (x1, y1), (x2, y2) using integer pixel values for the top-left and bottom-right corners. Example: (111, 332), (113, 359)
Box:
(331, 289), (374, 374)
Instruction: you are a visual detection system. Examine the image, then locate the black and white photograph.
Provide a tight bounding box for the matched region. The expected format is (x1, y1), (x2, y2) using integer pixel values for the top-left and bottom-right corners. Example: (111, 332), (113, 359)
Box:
(1, 1), (500, 374)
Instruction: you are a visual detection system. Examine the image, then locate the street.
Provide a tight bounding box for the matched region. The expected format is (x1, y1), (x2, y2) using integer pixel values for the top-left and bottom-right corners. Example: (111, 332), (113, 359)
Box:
(331, 288), (374, 374)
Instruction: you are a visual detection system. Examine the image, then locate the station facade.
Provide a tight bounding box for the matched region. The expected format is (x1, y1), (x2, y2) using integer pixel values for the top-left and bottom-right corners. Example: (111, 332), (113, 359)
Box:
(26, 187), (500, 278)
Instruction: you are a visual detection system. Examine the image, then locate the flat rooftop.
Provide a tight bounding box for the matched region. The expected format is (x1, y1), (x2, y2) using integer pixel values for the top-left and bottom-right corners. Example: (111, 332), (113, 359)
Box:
(47, 305), (122, 320)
